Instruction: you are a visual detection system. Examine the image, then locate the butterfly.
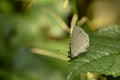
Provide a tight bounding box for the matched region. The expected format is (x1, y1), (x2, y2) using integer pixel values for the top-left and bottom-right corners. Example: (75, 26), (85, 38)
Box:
(68, 26), (89, 58)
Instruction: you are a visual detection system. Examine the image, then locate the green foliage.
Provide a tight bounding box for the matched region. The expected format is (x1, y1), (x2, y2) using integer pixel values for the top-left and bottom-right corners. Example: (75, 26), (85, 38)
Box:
(68, 25), (120, 80)
(1, 0), (120, 80)
(0, 0), (69, 80)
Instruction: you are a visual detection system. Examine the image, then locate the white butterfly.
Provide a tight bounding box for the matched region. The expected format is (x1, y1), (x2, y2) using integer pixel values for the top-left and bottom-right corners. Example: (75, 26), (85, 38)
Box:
(69, 26), (89, 58)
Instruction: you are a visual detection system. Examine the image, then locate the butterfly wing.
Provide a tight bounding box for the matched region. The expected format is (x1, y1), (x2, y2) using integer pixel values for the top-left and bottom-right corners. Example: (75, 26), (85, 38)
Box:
(70, 26), (89, 58)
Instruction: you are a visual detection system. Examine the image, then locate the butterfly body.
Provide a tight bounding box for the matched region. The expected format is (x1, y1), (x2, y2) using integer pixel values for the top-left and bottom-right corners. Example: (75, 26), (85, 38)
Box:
(69, 26), (89, 58)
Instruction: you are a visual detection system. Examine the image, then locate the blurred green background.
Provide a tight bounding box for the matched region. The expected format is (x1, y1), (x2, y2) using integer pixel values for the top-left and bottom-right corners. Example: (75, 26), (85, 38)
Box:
(0, 0), (70, 80)
(1, 0), (120, 80)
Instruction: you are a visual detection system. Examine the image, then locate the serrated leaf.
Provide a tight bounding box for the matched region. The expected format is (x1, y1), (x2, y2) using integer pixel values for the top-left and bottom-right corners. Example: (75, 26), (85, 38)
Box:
(68, 25), (120, 80)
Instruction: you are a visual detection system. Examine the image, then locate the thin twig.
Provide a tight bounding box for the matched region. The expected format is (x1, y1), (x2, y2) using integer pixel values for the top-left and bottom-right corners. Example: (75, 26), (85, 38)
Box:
(31, 48), (68, 61)
(70, 14), (78, 35)
(63, 0), (70, 9)
(42, 8), (70, 33)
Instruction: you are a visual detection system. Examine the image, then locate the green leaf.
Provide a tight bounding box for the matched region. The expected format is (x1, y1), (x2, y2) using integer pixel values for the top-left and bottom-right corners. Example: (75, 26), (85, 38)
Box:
(68, 25), (120, 80)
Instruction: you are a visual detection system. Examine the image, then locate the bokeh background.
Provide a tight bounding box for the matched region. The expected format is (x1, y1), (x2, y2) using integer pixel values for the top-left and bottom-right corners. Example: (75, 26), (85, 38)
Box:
(0, 0), (120, 80)
(0, 0), (70, 80)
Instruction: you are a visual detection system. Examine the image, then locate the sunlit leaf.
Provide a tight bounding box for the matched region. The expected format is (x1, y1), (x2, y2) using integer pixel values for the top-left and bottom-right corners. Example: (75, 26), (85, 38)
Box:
(68, 25), (120, 80)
